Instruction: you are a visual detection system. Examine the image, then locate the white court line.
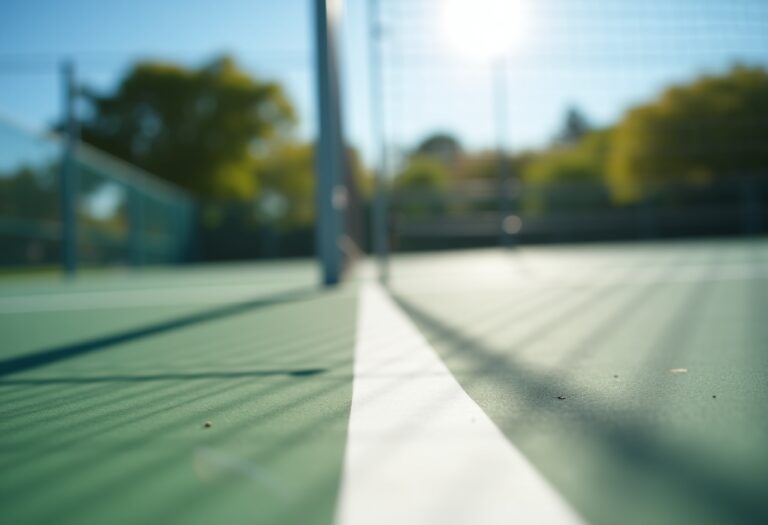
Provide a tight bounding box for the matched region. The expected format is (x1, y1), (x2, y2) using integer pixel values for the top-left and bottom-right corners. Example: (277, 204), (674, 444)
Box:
(335, 282), (585, 525)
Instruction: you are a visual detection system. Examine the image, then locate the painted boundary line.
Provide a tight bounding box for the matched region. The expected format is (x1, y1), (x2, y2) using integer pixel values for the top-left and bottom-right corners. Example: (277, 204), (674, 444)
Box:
(335, 282), (585, 525)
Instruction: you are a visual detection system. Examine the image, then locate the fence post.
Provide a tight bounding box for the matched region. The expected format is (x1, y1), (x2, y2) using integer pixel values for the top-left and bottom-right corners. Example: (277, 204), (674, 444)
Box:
(59, 60), (79, 277)
(129, 185), (145, 267)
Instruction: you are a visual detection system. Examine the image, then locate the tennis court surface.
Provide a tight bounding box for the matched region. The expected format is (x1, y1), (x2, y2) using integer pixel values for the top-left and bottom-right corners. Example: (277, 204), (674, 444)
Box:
(2, 238), (768, 525)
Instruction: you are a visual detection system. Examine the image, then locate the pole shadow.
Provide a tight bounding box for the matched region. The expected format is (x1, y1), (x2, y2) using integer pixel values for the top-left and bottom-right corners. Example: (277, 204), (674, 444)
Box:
(0, 287), (319, 378)
(392, 292), (768, 525)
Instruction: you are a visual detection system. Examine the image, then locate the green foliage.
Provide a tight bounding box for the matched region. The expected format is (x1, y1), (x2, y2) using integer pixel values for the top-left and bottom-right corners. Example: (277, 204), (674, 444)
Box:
(608, 65), (768, 203)
(454, 150), (497, 180)
(525, 130), (611, 185)
(521, 130), (612, 215)
(254, 143), (314, 228)
(253, 142), (371, 229)
(342, 145), (374, 199)
(0, 165), (58, 221)
(80, 55), (295, 200)
(394, 155), (451, 217)
(413, 133), (463, 167)
(395, 155), (450, 191)
(554, 106), (591, 146)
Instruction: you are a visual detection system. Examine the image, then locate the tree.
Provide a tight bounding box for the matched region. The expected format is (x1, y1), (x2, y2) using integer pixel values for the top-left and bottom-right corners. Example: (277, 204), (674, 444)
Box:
(554, 106), (591, 146)
(522, 130), (612, 214)
(249, 142), (371, 229)
(608, 65), (768, 203)
(253, 143), (314, 228)
(394, 155), (451, 217)
(0, 164), (58, 221)
(80, 55), (295, 199)
(413, 132), (463, 167)
(526, 130), (611, 186)
(395, 155), (450, 192)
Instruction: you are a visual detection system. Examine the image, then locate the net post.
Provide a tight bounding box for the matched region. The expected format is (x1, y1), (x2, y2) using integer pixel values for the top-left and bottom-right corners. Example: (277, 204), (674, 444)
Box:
(313, 0), (345, 287)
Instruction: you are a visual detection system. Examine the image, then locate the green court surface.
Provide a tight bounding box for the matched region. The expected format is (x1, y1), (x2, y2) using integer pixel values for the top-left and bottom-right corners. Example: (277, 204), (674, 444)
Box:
(0, 261), (359, 525)
(389, 239), (768, 525)
(2, 239), (768, 524)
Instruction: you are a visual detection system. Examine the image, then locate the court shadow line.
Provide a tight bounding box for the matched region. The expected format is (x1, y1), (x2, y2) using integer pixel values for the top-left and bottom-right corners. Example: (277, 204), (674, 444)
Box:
(0, 286), (319, 378)
(0, 368), (328, 384)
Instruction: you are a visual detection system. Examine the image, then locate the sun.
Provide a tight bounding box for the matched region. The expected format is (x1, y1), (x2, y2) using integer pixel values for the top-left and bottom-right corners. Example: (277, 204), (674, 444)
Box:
(442, 0), (528, 59)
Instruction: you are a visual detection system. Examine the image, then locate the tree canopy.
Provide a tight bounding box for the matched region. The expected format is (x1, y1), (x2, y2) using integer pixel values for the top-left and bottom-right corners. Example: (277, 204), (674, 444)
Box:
(608, 65), (768, 202)
(521, 130), (612, 214)
(525, 129), (611, 186)
(513, 67), (768, 207)
(80, 55), (295, 199)
(395, 155), (450, 192)
(413, 133), (463, 168)
(553, 106), (591, 146)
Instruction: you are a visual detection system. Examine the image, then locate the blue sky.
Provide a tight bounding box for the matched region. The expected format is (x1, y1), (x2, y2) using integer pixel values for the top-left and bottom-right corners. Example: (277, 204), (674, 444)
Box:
(1, 0), (767, 166)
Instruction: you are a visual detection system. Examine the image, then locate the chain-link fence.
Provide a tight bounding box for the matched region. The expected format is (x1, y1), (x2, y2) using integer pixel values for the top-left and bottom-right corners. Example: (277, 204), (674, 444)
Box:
(0, 116), (194, 269)
(370, 0), (768, 254)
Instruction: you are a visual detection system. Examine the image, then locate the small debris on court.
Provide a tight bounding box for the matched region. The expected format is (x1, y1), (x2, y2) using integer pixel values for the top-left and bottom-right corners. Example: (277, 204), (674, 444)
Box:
(669, 368), (688, 374)
(203, 421), (213, 428)
(557, 395), (567, 400)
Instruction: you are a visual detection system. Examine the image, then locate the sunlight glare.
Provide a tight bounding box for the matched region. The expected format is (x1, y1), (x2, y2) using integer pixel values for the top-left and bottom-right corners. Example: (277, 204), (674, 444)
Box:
(442, 0), (528, 59)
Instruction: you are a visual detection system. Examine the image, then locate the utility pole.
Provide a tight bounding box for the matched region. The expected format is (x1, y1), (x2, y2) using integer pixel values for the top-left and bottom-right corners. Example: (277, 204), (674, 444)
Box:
(368, 0), (390, 283)
(59, 60), (79, 277)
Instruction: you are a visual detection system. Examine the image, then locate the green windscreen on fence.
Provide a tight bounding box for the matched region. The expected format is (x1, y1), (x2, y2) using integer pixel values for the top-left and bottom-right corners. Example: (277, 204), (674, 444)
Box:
(0, 117), (194, 269)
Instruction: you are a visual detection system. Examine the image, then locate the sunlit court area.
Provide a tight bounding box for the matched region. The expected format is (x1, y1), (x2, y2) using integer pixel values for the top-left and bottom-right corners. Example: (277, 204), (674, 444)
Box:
(1, 1), (767, 525)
